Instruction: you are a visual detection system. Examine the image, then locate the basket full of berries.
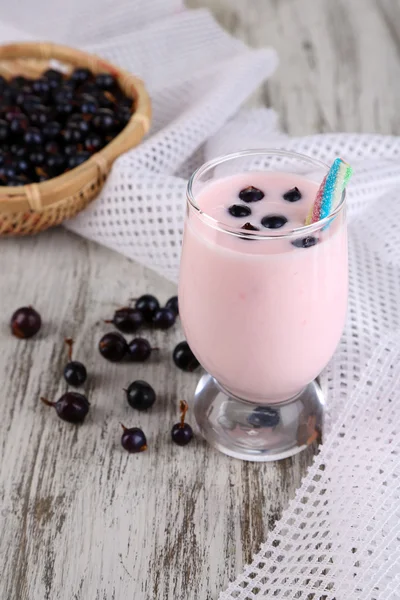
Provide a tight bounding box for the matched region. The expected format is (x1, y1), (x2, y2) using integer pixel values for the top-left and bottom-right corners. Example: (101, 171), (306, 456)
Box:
(0, 41), (151, 236)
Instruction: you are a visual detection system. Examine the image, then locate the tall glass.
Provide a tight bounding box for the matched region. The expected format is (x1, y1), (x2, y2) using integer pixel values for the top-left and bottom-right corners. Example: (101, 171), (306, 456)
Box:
(179, 150), (348, 461)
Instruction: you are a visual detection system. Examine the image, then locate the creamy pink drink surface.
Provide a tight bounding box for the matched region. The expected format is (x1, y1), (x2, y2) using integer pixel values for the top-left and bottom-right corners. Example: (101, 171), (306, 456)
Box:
(179, 171), (348, 403)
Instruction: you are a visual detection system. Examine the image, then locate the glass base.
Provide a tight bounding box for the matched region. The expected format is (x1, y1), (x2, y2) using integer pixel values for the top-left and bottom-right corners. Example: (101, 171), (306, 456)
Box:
(194, 374), (324, 461)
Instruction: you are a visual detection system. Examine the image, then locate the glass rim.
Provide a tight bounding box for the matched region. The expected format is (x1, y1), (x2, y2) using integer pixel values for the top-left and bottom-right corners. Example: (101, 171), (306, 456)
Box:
(186, 149), (346, 239)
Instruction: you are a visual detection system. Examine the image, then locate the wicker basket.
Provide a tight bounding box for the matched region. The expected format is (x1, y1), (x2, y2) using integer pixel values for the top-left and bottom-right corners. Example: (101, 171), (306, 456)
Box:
(0, 42), (151, 236)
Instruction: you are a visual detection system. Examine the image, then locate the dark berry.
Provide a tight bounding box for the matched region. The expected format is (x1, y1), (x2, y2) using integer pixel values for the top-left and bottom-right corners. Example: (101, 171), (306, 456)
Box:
(283, 187), (302, 202)
(61, 127), (84, 144)
(171, 423), (193, 446)
(41, 392), (90, 423)
(135, 294), (160, 323)
(98, 331), (128, 362)
(55, 101), (74, 119)
(239, 186), (264, 203)
(63, 338), (87, 386)
(53, 87), (74, 104)
(173, 341), (200, 372)
(24, 127), (43, 146)
(43, 68), (64, 87)
(67, 152), (90, 169)
(241, 222), (259, 231)
(120, 425), (147, 453)
(13, 158), (32, 176)
(10, 306), (41, 338)
(8, 113), (29, 135)
(84, 133), (103, 153)
(165, 296), (179, 316)
(10, 76), (30, 89)
(29, 150), (46, 166)
(106, 307), (143, 333)
(21, 94), (42, 112)
(153, 308), (176, 330)
(67, 114), (91, 134)
(92, 108), (117, 133)
(128, 338), (158, 362)
(171, 401), (193, 446)
(70, 68), (92, 86)
(64, 361), (87, 386)
(228, 204), (251, 218)
(42, 120), (61, 140)
(9, 144), (26, 158)
(0, 119), (9, 142)
(95, 73), (116, 90)
(79, 82), (98, 95)
(291, 236), (318, 249)
(31, 78), (51, 100)
(64, 144), (79, 157)
(126, 380), (156, 411)
(247, 406), (280, 428)
(79, 94), (98, 116)
(46, 153), (66, 176)
(44, 141), (61, 155)
(261, 215), (288, 229)
(0, 165), (17, 181)
(29, 105), (51, 127)
(117, 106), (132, 126)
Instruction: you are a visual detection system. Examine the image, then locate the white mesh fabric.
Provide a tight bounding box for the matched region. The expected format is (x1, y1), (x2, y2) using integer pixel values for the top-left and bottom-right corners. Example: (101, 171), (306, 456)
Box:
(1, 4), (400, 597)
(219, 338), (400, 600)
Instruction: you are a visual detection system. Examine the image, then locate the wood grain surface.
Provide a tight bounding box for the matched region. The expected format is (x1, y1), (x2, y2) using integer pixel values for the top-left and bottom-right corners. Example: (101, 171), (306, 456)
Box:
(1, 1), (399, 599)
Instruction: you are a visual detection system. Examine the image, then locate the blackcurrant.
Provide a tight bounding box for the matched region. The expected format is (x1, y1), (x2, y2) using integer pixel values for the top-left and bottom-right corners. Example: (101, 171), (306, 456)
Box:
(41, 392), (90, 423)
(173, 341), (200, 372)
(10, 306), (41, 338)
(98, 331), (128, 362)
(135, 294), (159, 323)
(120, 424), (147, 453)
(125, 380), (156, 411)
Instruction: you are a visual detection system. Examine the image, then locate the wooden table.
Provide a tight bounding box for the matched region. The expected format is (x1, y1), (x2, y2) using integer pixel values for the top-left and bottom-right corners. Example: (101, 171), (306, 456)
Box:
(1, 1), (399, 598)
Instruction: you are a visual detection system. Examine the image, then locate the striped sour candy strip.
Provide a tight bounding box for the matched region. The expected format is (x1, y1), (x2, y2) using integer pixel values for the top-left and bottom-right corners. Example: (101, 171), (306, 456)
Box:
(305, 158), (353, 225)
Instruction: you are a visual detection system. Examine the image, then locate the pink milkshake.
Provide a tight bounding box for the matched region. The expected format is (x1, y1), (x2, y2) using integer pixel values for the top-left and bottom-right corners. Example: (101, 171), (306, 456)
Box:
(179, 150), (348, 460)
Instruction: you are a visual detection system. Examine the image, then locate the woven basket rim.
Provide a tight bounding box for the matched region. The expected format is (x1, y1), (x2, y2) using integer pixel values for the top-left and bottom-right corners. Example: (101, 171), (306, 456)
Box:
(0, 41), (151, 213)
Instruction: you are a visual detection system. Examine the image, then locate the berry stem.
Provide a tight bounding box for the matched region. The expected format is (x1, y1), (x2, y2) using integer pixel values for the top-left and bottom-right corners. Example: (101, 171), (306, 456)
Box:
(120, 423), (127, 431)
(65, 337), (74, 361)
(179, 400), (188, 428)
(40, 397), (54, 407)
(104, 319), (113, 324)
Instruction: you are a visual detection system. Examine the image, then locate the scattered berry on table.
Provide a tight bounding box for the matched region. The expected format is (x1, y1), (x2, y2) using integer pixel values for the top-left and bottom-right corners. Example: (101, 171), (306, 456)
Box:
(125, 380), (156, 411)
(128, 338), (158, 362)
(134, 294), (160, 323)
(98, 331), (128, 362)
(41, 392), (90, 423)
(173, 341), (200, 372)
(165, 295), (179, 316)
(10, 306), (41, 338)
(171, 400), (193, 446)
(152, 308), (176, 330)
(120, 424), (147, 453)
(63, 337), (87, 387)
(105, 307), (143, 334)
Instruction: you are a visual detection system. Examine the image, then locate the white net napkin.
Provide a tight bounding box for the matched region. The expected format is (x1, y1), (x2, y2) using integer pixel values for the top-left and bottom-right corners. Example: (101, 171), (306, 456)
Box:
(2, 2), (400, 598)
